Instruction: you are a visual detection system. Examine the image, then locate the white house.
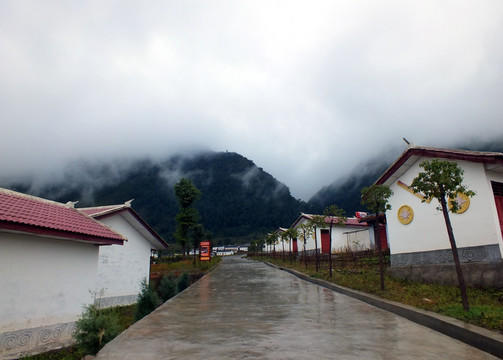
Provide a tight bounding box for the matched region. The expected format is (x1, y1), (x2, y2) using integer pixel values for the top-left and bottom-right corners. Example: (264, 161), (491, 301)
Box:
(0, 188), (125, 359)
(79, 201), (169, 307)
(375, 146), (503, 285)
(272, 227), (291, 254)
(291, 213), (372, 254)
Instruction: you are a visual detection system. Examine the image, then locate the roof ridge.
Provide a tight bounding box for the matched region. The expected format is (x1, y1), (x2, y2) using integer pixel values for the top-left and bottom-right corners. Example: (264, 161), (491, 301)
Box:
(407, 145), (503, 156)
(376, 145), (503, 185)
(80, 204), (125, 210)
(0, 187), (70, 208)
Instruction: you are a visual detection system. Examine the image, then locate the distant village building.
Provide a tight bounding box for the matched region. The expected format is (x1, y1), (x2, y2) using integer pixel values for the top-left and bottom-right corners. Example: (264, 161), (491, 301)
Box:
(212, 245), (248, 256)
(376, 146), (503, 286)
(291, 213), (372, 254)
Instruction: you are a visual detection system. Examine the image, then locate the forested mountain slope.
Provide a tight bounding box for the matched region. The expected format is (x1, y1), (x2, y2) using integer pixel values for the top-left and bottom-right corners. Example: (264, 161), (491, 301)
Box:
(5, 140), (501, 244)
(7, 151), (309, 244)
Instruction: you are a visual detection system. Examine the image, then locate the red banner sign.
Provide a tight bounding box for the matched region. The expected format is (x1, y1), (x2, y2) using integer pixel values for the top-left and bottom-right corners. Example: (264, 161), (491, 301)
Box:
(200, 241), (211, 261)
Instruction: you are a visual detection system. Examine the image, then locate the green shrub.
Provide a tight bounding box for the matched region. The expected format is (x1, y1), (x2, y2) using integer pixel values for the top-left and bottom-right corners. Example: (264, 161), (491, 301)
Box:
(73, 304), (120, 355)
(135, 278), (160, 321)
(158, 274), (178, 302)
(177, 272), (190, 292)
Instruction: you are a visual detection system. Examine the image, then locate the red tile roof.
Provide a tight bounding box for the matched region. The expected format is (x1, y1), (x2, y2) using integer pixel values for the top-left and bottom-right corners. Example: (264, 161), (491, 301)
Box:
(292, 213), (368, 228)
(0, 188), (125, 245)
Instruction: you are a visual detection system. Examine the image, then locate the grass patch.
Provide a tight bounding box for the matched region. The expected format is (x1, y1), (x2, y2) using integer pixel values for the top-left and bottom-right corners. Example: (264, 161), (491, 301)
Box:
(152, 256), (221, 274)
(437, 305), (503, 330)
(258, 256), (503, 333)
(20, 347), (84, 360)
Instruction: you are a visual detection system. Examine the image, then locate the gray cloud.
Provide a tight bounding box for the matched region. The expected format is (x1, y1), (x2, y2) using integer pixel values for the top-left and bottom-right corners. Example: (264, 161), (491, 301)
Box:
(1, 1), (502, 200)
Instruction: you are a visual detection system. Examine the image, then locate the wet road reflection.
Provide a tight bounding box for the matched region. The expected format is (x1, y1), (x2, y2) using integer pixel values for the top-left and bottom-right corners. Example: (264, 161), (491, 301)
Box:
(95, 256), (498, 359)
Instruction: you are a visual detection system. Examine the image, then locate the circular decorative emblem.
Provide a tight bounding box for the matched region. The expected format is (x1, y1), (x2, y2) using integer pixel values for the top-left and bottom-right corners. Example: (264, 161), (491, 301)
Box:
(397, 205), (414, 225)
(449, 192), (470, 214)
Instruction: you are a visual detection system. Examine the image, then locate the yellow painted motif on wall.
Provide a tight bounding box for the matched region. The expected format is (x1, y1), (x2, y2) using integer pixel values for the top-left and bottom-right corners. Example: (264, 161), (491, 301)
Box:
(397, 205), (414, 225)
(397, 181), (432, 203)
(448, 193), (470, 214)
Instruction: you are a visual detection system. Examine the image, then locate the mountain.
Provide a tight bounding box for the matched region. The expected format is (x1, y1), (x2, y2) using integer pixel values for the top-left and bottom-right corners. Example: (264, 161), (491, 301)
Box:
(5, 139), (502, 245)
(308, 161), (391, 214)
(6, 151), (309, 245)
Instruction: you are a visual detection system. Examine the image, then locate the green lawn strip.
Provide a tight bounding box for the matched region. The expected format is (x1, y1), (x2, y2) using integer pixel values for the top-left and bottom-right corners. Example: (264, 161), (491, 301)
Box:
(152, 256), (222, 274)
(262, 257), (503, 333)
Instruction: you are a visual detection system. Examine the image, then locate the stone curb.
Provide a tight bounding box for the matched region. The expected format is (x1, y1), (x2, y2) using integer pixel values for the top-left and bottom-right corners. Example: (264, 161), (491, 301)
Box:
(264, 261), (503, 359)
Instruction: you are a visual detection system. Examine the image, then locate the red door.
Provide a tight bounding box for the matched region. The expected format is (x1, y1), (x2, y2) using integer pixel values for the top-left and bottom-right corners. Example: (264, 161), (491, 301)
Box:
(292, 238), (298, 253)
(321, 230), (330, 254)
(492, 182), (503, 239)
(379, 224), (389, 251)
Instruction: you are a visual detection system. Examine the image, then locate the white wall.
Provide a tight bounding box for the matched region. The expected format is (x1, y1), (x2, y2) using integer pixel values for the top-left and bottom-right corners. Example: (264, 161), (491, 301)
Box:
(341, 228), (372, 251)
(96, 214), (153, 305)
(0, 231), (97, 333)
(387, 158), (503, 255)
(293, 217), (371, 253)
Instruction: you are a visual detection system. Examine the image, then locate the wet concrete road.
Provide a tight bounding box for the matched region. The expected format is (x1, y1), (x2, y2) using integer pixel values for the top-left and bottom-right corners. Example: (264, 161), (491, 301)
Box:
(95, 256), (498, 359)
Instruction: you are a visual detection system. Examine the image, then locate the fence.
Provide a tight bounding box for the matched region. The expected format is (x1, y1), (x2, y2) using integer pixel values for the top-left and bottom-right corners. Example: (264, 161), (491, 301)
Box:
(247, 248), (390, 271)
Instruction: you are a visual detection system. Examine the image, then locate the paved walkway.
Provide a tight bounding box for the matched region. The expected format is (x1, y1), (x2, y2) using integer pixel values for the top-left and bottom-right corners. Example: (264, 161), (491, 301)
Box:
(95, 256), (499, 359)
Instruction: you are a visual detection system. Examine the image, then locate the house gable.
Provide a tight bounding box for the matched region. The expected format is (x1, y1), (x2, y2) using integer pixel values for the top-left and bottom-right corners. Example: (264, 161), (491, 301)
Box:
(377, 146), (503, 187)
(79, 202), (169, 307)
(377, 147), (503, 283)
(80, 202), (168, 250)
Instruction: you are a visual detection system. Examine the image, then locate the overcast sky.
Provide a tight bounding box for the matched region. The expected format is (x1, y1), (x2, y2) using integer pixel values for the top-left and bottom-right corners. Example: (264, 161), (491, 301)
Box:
(1, 1), (502, 200)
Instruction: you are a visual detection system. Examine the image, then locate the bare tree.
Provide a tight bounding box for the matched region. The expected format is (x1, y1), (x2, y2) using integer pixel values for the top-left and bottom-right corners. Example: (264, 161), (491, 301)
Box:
(361, 184), (393, 291)
(308, 215), (327, 272)
(324, 205), (347, 277)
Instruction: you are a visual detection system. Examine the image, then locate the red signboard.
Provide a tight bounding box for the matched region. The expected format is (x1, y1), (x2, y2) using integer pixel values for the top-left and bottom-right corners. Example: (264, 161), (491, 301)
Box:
(200, 241), (211, 261)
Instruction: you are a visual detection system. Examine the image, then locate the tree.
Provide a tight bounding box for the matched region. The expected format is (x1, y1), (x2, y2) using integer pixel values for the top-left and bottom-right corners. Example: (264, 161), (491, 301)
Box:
(249, 238), (265, 253)
(135, 278), (160, 321)
(174, 178), (201, 259)
(158, 274), (178, 302)
(410, 159), (475, 311)
(73, 304), (120, 355)
(298, 222), (314, 267)
(177, 272), (190, 292)
(265, 233), (278, 255)
(324, 205), (347, 277)
(308, 215), (327, 272)
(284, 227), (299, 264)
(280, 230), (288, 262)
(256, 238), (265, 254)
(361, 184), (393, 291)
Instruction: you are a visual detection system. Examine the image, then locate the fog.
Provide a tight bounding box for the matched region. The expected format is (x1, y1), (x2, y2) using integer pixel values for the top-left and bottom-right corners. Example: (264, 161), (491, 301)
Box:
(1, 1), (502, 200)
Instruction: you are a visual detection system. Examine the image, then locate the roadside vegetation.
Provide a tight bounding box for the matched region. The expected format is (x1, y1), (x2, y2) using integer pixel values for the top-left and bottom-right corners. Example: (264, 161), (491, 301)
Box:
(152, 255), (221, 273)
(21, 256), (221, 360)
(249, 252), (503, 333)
